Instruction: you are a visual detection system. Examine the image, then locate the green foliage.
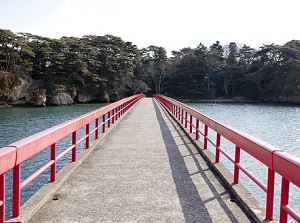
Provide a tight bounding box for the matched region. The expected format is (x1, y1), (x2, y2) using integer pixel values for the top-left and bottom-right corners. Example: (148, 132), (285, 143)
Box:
(1, 27), (300, 102)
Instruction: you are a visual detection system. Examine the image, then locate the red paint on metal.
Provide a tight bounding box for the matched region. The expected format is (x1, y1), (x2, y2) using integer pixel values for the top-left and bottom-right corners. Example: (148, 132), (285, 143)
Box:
(86, 124), (90, 148)
(0, 174), (5, 223)
(0, 94), (145, 221)
(102, 114), (106, 133)
(215, 133), (221, 163)
(50, 143), (56, 182)
(189, 115), (193, 133)
(95, 118), (99, 139)
(12, 164), (20, 217)
(0, 147), (17, 175)
(266, 168), (275, 220)
(153, 94), (300, 221)
(280, 178), (289, 223)
(204, 125), (208, 149)
(234, 146), (240, 184)
(72, 131), (77, 162)
(195, 119), (199, 140)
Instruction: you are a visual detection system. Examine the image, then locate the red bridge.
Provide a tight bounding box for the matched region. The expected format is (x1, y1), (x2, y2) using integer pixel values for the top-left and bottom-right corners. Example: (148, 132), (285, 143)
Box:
(0, 95), (299, 222)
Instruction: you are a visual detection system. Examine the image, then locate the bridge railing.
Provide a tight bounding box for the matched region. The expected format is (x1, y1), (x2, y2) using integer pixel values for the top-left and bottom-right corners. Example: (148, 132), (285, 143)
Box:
(154, 94), (300, 223)
(0, 94), (145, 223)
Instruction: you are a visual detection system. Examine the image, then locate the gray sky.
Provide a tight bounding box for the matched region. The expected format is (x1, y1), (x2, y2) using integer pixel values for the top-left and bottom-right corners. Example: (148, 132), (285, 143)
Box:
(1, 0), (299, 54)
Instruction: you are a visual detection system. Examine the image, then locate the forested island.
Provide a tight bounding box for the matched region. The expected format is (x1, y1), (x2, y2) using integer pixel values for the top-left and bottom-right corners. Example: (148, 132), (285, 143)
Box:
(1, 28), (300, 106)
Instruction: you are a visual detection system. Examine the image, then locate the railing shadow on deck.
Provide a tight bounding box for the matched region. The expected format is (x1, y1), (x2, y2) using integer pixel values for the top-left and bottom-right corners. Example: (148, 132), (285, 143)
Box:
(152, 99), (242, 223)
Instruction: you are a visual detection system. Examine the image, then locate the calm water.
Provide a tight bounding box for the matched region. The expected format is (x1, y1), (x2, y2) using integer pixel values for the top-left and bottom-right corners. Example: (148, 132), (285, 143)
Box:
(0, 103), (105, 218)
(1, 102), (300, 221)
(187, 102), (300, 222)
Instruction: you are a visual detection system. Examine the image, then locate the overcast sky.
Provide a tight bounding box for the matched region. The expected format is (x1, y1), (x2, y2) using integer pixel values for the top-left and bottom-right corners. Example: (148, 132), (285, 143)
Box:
(1, 0), (299, 55)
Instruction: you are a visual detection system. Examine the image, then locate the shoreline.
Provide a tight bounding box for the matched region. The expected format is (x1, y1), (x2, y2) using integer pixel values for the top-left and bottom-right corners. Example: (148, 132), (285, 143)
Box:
(177, 98), (260, 103)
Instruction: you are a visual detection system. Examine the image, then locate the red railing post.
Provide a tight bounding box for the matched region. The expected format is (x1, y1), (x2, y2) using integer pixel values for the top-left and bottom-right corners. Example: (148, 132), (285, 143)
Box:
(189, 115), (193, 133)
(12, 164), (21, 217)
(266, 168), (275, 220)
(204, 125), (208, 149)
(86, 123), (90, 148)
(280, 177), (289, 223)
(95, 118), (99, 139)
(72, 131), (77, 162)
(181, 109), (184, 124)
(0, 174), (5, 223)
(216, 133), (221, 163)
(184, 111), (188, 128)
(234, 146), (240, 184)
(116, 107), (118, 120)
(50, 143), (56, 182)
(196, 119), (199, 140)
(102, 114), (106, 133)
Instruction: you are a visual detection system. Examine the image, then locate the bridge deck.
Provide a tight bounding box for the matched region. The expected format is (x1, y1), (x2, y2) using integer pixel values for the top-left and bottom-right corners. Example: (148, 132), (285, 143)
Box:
(25, 98), (251, 222)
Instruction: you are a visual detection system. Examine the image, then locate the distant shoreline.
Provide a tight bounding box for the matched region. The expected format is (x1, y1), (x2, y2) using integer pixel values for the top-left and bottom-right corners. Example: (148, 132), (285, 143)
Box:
(176, 98), (260, 103)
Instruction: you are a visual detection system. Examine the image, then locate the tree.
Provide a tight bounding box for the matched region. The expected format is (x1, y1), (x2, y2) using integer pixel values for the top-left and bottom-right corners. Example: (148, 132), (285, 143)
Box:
(141, 46), (168, 94)
(0, 30), (33, 96)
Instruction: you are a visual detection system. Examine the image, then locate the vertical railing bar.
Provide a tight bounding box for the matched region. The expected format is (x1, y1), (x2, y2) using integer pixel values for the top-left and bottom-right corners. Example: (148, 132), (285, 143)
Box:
(196, 119), (199, 140)
(86, 123), (90, 148)
(233, 146), (240, 184)
(280, 177), (289, 223)
(181, 109), (184, 124)
(95, 118), (99, 139)
(0, 174), (5, 223)
(204, 125), (208, 149)
(116, 107), (118, 120)
(189, 114), (193, 133)
(184, 111), (188, 128)
(266, 168), (275, 220)
(102, 114), (106, 133)
(72, 131), (77, 162)
(12, 164), (21, 217)
(50, 143), (56, 182)
(215, 133), (221, 163)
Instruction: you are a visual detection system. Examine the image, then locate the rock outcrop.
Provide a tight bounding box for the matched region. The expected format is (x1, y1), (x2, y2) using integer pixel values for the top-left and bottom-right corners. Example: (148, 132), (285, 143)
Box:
(49, 92), (74, 106)
(0, 77), (113, 106)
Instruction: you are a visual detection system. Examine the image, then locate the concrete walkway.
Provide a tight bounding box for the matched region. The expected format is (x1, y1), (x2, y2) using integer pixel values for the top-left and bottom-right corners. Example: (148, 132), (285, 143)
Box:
(27, 98), (252, 223)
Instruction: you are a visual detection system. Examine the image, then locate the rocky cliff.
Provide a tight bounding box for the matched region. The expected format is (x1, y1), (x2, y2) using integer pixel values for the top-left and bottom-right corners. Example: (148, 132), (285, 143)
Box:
(0, 77), (109, 106)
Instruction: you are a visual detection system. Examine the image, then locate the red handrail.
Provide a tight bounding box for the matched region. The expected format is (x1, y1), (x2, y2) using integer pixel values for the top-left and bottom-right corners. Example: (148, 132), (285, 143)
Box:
(154, 94), (300, 223)
(0, 94), (145, 223)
